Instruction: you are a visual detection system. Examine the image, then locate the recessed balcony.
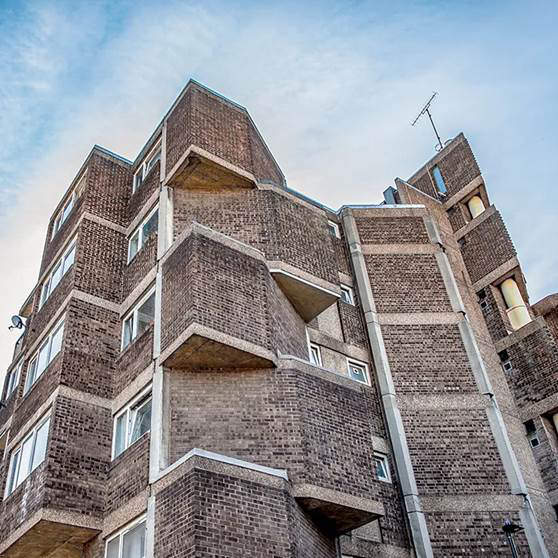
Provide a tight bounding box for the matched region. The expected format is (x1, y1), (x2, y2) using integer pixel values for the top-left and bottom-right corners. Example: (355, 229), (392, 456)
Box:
(165, 146), (255, 191)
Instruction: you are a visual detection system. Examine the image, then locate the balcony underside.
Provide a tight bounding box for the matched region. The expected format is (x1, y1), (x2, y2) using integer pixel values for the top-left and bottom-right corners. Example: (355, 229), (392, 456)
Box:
(1, 519), (98, 558)
(161, 325), (276, 370)
(293, 484), (384, 535)
(270, 267), (340, 323)
(166, 146), (255, 190)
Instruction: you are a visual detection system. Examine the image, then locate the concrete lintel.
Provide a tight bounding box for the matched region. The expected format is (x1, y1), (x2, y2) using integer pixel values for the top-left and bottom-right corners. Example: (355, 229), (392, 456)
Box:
(371, 435), (390, 454)
(71, 289), (120, 314)
(348, 205), (428, 218)
(454, 205), (497, 241)
(396, 393), (487, 411)
(494, 316), (546, 352)
(306, 329), (369, 362)
(471, 256), (520, 293)
(377, 312), (461, 326)
(420, 494), (522, 513)
(362, 243), (439, 255)
(101, 491), (148, 537)
(83, 212), (126, 235)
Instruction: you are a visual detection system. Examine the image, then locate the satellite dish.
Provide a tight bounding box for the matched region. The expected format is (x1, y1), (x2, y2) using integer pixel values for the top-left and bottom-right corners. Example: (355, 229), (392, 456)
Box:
(9, 316), (24, 330)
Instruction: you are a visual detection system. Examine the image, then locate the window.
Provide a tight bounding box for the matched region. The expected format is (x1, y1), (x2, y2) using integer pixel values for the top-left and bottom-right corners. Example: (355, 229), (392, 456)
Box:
(133, 141), (161, 193)
(5, 360), (22, 399)
(5, 414), (50, 497)
(121, 289), (156, 349)
(498, 350), (513, 372)
(327, 220), (340, 239)
(373, 452), (391, 482)
(525, 420), (540, 448)
(51, 173), (86, 239)
(340, 284), (355, 305)
(105, 516), (146, 558)
(113, 387), (152, 458)
(347, 359), (369, 384)
(432, 165), (447, 195)
(39, 240), (76, 309)
(25, 318), (64, 394)
(478, 289), (488, 310)
(128, 208), (158, 262)
(309, 343), (322, 367)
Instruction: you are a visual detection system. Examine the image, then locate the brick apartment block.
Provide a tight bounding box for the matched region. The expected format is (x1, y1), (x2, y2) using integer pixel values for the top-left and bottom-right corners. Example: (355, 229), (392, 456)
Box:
(0, 79), (557, 558)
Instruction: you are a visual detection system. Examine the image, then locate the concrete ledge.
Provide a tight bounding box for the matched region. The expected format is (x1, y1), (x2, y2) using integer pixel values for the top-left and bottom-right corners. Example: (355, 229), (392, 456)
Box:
(420, 494), (522, 513)
(454, 204), (496, 241)
(362, 243), (440, 255)
(377, 312), (460, 326)
(164, 144), (256, 190)
(277, 355), (367, 392)
(112, 364), (154, 413)
(125, 190), (159, 236)
(396, 393), (488, 411)
(521, 392), (558, 422)
(494, 316), (546, 352)
(153, 448), (288, 493)
(120, 267), (157, 316)
(350, 206), (428, 218)
(160, 322), (277, 369)
(471, 257), (520, 293)
(443, 175), (485, 209)
(84, 212), (127, 235)
(307, 328), (369, 361)
(0, 509), (101, 557)
(101, 491), (148, 537)
(72, 289), (120, 314)
(293, 483), (384, 535)
(269, 262), (340, 322)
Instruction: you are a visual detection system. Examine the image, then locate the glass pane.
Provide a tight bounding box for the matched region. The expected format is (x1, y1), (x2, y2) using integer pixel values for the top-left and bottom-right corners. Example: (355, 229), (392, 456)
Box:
(136, 293), (155, 337)
(128, 231), (140, 261)
(432, 166), (447, 194)
(134, 172), (144, 191)
(374, 457), (387, 479)
(50, 262), (63, 292)
(63, 245), (75, 274)
(146, 148), (161, 173)
(6, 450), (20, 495)
(349, 363), (367, 383)
(62, 197), (74, 222)
(114, 413), (126, 457)
(122, 521), (146, 558)
(106, 537), (120, 558)
(50, 322), (64, 362)
(142, 210), (158, 241)
(31, 417), (50, 472)
(40, 279), (50, 307)
(122, 316), (134, 348)
(16, 434), (34, 486)
(310, 347), (320, 366)
(26, 358), (37, 391)
(130, 398), (151, 444)
(37, 340), (50, 377)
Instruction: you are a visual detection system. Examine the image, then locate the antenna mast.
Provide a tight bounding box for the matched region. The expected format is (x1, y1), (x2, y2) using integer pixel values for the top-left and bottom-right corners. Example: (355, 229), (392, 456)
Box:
(412, 92), (443, 151)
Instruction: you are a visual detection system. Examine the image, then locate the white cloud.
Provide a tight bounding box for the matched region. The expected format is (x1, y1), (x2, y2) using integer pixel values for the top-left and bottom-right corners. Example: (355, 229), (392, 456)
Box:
(0, 0), (557, 383)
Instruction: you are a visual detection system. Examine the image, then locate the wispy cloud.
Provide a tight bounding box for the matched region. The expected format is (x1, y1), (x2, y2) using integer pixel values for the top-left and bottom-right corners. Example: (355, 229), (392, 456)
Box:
(0, 0), (557, 373)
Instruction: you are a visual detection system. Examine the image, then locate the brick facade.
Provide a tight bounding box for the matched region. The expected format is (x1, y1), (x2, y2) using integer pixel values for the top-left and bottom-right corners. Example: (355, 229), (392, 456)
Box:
(0, 79), (556, 558)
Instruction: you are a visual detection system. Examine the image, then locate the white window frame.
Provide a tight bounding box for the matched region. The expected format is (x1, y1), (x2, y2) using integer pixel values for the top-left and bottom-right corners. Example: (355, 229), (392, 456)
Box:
(340, 284), (355, 305)
(127, 206), (158, 263)
(309, 343), (322, 367)
(105, 514), (147, 558)
(5, 359), (22, 399)
(24, 317), (65, 395)
(327, 220), (340, 239)
(4, 413), (51, 498)
(133, 140), (161, 193)
(346, 358), (369, 385)
(112, 385), (152, 459)
(39, 239), (76, 309)
(51, 173), (86, 240)
(121, 288), (156, 350)
(373, 451), (391, 483)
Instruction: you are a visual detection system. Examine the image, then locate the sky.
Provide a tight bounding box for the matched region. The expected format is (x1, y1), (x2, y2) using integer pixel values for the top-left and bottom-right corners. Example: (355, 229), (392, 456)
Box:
(0, 0), (557, 381)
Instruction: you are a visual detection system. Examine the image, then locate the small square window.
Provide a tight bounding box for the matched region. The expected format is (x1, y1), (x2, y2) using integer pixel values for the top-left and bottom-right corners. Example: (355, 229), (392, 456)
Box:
(525, 420), (540, 448)
(347, 359), (369, 384)
(340, 285), (355, 305)
(373, 452), (391, 482)
(309, 343), (322, 367)
(327, 220), (340, 239)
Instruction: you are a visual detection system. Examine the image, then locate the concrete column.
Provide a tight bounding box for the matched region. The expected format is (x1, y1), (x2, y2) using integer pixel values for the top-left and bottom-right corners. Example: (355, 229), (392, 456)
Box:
(467, 195), (485, 218)
(501, 278), (531, 330)
(341, 208), (434, 558)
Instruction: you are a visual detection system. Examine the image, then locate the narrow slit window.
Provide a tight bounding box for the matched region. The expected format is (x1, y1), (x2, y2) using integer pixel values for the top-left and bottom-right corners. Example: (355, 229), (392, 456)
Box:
(432, 165), (447, 194)
(340, 285), (355, 305)
(309, 343), (322, 367)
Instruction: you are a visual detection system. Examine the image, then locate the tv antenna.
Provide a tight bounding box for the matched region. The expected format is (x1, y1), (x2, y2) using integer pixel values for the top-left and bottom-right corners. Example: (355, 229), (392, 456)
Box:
(412, 92), (444, 151)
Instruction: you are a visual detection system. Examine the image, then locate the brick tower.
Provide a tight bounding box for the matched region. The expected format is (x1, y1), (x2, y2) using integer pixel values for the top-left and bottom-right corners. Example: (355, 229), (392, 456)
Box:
(0, 80), (557, 557)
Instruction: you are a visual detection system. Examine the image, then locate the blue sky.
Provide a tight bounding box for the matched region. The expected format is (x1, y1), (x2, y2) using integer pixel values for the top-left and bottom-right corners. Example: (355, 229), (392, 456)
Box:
(1, 0), (557, 373)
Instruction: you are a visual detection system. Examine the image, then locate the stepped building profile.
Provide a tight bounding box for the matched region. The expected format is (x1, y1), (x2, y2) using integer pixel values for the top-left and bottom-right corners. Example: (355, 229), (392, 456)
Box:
(1, 79), (558, 558)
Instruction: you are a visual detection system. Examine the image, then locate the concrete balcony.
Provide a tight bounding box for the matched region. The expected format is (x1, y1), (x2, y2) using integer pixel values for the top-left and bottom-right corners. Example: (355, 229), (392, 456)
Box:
(160, 224), (278, 370)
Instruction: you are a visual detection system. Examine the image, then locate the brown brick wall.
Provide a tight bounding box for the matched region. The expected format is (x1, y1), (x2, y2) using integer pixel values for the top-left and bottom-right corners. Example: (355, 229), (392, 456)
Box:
(339, 300), (368, 348)
(402, 409), (509, 496)
(355, 216), (429, 244)
(480, 286), (510, 342)
(460, 211), (516, 284)
(365, 254), (452, 313)
(127, 160), (159, 225)
(106, 434), (149, 514)
(122, 232), (157, 299)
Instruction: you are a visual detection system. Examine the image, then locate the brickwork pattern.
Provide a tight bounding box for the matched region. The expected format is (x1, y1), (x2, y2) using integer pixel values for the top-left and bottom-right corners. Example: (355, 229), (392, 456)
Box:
(460, 211), (516, 284)
(127, 160), (160, 225)
(355, 216), (429, 244)
(479, 286), (510, 342)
